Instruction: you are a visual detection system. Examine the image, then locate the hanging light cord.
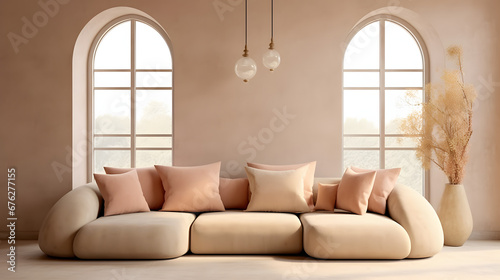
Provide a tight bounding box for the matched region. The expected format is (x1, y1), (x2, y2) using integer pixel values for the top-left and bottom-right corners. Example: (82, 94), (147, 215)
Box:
(271, 0), (274, 40)
(268, 0), (274, 49)
(241, 0), (249, 56)
(244, 0), (248, 49)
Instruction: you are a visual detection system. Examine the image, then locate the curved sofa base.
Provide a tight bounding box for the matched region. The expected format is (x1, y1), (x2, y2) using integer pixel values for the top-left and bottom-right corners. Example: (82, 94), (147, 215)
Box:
(301, 212), (411, 259)
(38, 180), (443, 260)
(38, 183), (102, 258)
(74, 212), (195, 259)
(388, 185), (444, 258)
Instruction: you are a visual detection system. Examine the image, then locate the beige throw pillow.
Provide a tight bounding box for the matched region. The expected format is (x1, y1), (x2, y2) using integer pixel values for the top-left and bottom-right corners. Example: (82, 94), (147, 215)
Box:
(94, 170), (150, 216)
(155, 162), (225, 212)
(336, 167), (376, 215)
(245, 166), (311, 213)
(247, 161), (316, 210)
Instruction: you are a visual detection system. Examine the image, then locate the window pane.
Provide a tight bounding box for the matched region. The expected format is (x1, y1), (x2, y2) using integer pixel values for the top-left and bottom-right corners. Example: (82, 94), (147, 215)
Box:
(385, 72), (423, 88)
(136, 150), (172, 167)
(94, 72), (131, 87)
(343, 90), (379, 134)
(94, 150), (131, 174)
(94, 90), (131, 134)
(385, 90), (422, 134)
(385, 21), (423, 70)
(385, 137), (418, 148)
(94, 21), (131, 69)
(343, 72), (379, 88)
(136, 90), (172, 134)
(136, 22), (172, 69)
(136, 137), (172, 148)
(344, 22), (379, 70)
(136, 72), (172, 88)
(94, 136), (131, 148)
(344, 150), (380, 170)
(385, 150), (423, 194)
(344, 137), (379, 148)
(342, 19), (426, 196)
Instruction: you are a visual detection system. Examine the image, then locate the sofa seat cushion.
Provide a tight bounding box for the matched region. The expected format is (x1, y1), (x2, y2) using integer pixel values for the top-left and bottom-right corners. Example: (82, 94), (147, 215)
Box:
(301, 212), (411, 259)
(73, 212), (196, 259)
(191, 211), (302, 254)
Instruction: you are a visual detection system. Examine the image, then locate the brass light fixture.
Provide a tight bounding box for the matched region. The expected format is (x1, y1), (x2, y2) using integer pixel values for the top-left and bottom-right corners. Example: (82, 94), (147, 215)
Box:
(262, 0), (280, 71)
(235, 0), (257, 82)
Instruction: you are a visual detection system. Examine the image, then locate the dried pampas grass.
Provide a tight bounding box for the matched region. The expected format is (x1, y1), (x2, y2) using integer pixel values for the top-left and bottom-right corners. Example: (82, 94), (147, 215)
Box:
(400, 46), (476, 184)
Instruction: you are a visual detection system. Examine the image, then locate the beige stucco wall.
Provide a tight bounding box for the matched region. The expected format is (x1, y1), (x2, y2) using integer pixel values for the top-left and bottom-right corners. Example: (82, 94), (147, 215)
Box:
(0, 0), (499, 239)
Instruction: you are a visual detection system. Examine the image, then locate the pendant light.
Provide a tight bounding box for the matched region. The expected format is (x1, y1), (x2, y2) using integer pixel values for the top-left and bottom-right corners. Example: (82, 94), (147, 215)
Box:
(235, 0), (257, 82)
(262, 0), (280, 71)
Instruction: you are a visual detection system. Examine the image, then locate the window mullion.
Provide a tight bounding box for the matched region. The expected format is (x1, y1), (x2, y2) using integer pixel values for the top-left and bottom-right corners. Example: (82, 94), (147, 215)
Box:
(89, 62), (95, 180)
(131, 20), (137, 168)
(379, 19), (386, 169)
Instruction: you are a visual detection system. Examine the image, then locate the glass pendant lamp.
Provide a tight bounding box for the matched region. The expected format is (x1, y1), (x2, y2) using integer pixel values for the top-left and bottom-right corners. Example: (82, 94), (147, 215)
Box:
(235, 0), (257, 82)
(262, 0), (280, 71)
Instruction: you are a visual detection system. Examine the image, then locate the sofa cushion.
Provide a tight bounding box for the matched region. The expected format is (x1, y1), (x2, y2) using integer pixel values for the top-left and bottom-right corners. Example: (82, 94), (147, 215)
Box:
(104, 166), (164, 210)
(93, 170), (150, 216)
(245, 166), (311, 213)
(219, 177), (249, 210)
(312, 178), (341, 204)
(191, 211), (303, 254)
(73, 212), (196, 259)
(300, 212), (411, 259)
(314, 183), (338, 211)
(155, 162), (225, 212)
(247, 161), (316, 210)
(351, 166), (401, 215)
(336, 168), (376, 215)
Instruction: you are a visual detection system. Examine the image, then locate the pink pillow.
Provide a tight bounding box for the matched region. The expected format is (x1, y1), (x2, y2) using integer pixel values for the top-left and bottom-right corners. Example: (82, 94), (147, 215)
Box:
(93, 170), (150, 216)
(336, 167), (376, 215)
(351, 166), (401, 214)
(247, 161), (316, 210)
(104, 166), (164, 210)
(155, 162), (225, 212)
(314, 183), (338, 211)
(219, 178), (249, 210)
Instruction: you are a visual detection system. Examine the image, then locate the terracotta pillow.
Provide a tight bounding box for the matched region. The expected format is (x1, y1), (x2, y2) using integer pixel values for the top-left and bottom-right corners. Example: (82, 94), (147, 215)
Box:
(314, 183), (339, 211)
(104, 166), (164, 210)
(244, 166), (311, 213)
(247, 161), (316, 210)
(351, 166), (401, 215)
(155, 162), (225, 212)
(336, 167), (376, 215)
(219, 178), (249, 210)
(93, 170), (150, 216)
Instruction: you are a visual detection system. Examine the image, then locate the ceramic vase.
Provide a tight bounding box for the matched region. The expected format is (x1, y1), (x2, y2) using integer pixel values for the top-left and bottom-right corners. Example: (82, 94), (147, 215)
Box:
(438, 184), (473, 246)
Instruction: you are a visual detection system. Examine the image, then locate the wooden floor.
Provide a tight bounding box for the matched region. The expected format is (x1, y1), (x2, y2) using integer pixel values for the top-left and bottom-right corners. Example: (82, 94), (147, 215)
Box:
(1, 240), (499, 279)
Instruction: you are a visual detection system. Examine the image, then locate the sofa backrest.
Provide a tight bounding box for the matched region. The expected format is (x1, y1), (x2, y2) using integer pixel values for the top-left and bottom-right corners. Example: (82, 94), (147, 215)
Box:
(312, 178), (341, 204)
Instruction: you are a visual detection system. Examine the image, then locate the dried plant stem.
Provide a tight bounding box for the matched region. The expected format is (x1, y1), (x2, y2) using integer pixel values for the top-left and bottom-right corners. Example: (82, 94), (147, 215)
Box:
(400, 46), (476, 185)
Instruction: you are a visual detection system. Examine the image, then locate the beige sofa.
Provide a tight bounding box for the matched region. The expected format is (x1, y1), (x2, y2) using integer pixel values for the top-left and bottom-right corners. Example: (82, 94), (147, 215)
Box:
(39, 178), (443, 260)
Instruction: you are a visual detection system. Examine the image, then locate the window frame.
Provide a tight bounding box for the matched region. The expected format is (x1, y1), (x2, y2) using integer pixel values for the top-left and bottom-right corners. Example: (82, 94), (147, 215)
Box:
(342, 15), (430, 198)
(87, 15), (174, 180)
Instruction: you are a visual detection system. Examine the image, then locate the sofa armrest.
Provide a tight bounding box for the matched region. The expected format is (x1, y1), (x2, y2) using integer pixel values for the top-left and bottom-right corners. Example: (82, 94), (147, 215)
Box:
(38, 183), (103, 258)
(387, 184), (443, 258)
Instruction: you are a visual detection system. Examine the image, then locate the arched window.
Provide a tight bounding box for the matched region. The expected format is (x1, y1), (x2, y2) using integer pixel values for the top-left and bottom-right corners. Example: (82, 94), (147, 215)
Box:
(343, 16), (427, 195)
(89, 16), (173, 176)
